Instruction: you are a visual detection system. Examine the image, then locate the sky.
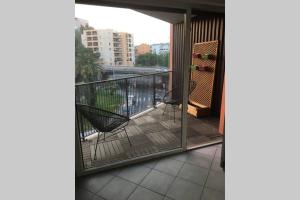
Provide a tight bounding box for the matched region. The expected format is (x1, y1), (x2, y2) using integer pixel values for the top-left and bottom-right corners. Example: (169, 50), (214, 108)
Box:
(75, 4), (170, 46)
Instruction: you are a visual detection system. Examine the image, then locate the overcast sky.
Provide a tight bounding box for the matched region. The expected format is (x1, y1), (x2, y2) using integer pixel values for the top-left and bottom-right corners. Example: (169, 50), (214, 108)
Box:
(75, 4), (170, 45)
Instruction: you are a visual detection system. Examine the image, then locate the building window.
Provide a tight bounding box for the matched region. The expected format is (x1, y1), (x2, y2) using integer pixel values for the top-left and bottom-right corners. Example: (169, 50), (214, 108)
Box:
(94, 47), (98, 51)
(93, 37), (97, 40)
(86, 32), (91, 35)
(93, 42), (98, 46)
(87, 42), (92, 46)
(92, 31), (97, 35)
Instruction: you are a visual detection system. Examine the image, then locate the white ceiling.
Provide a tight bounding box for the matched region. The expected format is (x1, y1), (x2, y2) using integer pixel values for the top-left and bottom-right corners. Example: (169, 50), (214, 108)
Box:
(76, 0), (225, 13)
(76, 0), (224, 24)
(134, 9), (185, 24)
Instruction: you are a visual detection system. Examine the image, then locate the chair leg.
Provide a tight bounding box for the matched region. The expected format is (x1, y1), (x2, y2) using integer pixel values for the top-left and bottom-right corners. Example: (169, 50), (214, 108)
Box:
(123, 127), (132, 146)
(162, 104), (167, 115)
(94, 132), (101, 160)
(173, 105), (176, 122)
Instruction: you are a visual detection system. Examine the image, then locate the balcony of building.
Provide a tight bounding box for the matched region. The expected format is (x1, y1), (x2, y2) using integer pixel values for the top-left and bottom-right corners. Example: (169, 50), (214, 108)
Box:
(114, 47), (122, 52)
(113, 39), (122, 44)
(75, 71), (224, 200)
(114, 52), (123, 58)
(76, 72), (222, 169)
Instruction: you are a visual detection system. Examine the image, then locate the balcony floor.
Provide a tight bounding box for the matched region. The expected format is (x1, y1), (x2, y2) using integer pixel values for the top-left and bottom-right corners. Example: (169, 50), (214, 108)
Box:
(81, 104), (222, 169)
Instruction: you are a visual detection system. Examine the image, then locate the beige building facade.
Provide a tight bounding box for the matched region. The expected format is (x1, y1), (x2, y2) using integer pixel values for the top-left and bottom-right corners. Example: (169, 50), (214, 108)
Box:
(81, 29), (135, 66)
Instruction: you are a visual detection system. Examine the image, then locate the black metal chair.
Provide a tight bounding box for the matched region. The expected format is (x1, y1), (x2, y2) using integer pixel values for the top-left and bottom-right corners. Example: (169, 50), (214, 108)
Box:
(162, 80), (197, 122)
(76, 104), (132, 160)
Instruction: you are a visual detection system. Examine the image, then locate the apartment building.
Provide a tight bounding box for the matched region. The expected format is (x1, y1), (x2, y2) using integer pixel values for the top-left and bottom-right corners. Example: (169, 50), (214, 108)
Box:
(135, 43), (151, 56)
(151, 43), (170, 55)
(113, 32), (135, 66)
(81, 29), (135, 66)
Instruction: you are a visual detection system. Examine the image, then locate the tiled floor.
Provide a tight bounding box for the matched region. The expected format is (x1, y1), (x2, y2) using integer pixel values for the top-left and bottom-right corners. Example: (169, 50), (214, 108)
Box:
(76, 144), (224, 200)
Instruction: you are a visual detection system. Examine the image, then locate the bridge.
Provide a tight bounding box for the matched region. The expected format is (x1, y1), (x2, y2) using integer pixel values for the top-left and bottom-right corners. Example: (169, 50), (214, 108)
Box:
(102, 66), (168, 80)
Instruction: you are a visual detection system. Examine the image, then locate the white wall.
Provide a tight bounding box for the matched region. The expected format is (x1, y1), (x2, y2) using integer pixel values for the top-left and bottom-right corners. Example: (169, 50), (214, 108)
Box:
(97, 29), (115, 66)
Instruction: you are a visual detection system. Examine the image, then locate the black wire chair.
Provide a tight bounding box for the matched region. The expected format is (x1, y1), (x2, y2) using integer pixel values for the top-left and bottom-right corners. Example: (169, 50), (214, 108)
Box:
(76, 104), (132, 160)
(162, 80), (197, 122)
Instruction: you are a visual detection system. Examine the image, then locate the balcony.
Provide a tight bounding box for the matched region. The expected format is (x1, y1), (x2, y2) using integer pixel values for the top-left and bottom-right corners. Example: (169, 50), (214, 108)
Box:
(113, 39), (121, 43)
(114, 58), (123, 62)
(114, 53), (122, 58)
(114, 47), (122, 52)
(75, 72), (221, 169)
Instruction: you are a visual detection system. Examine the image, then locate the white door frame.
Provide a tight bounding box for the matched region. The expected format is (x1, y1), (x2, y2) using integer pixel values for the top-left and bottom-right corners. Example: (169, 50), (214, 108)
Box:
(181, 8), (191, 151)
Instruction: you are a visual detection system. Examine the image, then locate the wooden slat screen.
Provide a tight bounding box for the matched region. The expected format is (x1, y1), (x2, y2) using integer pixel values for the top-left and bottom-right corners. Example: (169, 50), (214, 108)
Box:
(172, 14), (225, 116)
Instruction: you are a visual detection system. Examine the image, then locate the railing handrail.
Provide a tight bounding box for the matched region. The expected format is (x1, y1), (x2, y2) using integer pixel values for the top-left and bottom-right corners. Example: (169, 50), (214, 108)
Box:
(75, 70), (172, 87)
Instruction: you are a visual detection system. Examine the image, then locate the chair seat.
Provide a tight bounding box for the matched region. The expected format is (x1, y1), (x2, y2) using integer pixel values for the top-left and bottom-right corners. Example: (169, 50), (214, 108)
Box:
(76, 104), (129, 132)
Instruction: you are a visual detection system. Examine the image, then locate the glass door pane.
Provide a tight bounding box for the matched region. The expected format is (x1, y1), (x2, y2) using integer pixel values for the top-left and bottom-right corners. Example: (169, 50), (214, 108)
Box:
(75, 5), (185, 173)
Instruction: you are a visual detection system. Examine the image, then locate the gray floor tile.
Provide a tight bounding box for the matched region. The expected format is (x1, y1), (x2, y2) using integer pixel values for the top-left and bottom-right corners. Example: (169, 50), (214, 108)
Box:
(210, 157), (224, 172)
(177, 163), (209, 185)
(201, 188), (225, 200)
(205, 171), (225, 192)
(186, 152), (213, 169)
(168, 153), (188, 162)
(154, 158), (184, 176)
(188, 149), (213, 158)
(128, 186), (164, 200)
(117, 164), (151, 184)
(215, 148), (222, 158)
(98, 177), (137, 200)
(91, 194), (105, 200)
(108, 167), (123, 176)
(194, 146), (217, 157)
(140, 169), (175, 195)
(75, 188), (94, 200)
(166, 177), (203, 200)
(142, 159), (159, 169)
(76, 173), (114, 193)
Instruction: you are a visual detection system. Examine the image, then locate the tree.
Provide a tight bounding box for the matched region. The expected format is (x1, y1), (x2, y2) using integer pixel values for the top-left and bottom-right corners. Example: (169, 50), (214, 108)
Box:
(75, 29), (102, 83)
(75, 28), (103, 106)
(135, 52), (169, 68)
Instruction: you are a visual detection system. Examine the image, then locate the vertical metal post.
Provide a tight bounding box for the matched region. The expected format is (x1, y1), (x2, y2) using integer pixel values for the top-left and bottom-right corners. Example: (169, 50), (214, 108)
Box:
(75, 105), (84, 177)
(181, 8), (192, 150)
(125, 79), (129, 118)
(153, 74), (156, 107)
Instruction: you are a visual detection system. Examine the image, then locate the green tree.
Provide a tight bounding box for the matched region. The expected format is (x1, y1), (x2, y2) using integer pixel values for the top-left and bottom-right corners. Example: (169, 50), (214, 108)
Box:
(75, 27), (103, 106)
(135, 52), (169, 68)
(75, 29), (102, 83)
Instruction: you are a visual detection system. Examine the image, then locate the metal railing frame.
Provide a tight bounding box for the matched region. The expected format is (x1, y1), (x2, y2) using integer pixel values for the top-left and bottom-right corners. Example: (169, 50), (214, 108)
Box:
(75, 71), (172, 141)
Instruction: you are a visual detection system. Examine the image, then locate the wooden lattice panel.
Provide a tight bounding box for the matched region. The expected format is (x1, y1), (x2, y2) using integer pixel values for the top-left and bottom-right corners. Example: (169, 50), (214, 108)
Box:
(190, 40), (218, 108)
